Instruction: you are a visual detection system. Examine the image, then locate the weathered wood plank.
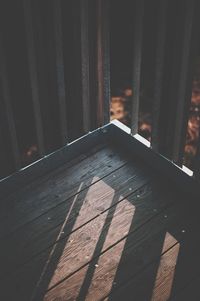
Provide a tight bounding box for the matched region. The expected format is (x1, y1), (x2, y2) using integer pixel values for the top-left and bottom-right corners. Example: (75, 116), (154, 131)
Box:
(0, 126), (107, 199)
(4, 179), (178, 301)
(106, 210), (200, 301)
(2, 143), (104, 202)
(0, 162), (150, 271)
(0, 146), (126, 238)
(1, 122), (200, 301)
(43, 195), (194, 301)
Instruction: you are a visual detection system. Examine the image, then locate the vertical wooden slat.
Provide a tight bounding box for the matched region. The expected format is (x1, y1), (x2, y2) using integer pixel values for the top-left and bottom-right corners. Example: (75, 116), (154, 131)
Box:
(0, 36), (21, 170)
(23, 0), (45, 156)
(151, 1), (180, 159)
(97, 0), (111, 127)
(102, 0), (110, 125)
(80, 0), (91, 133)
(131, 0), (144, 135)
(87, 0), (98, 130)
(194, 137), (200, 179)
(194, 125), (200, 179)
(151, 0), (168, 150)
(53, 0), (68, 145)
(172, 0), (196, 165)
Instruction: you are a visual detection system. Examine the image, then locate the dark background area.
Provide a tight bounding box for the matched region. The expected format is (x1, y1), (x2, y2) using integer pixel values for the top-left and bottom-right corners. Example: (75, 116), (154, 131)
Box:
(0, 0), (200, 179)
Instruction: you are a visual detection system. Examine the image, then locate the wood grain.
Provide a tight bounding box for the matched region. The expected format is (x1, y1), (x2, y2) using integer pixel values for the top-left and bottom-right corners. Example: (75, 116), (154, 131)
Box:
(44, 197), (194, 301)
(0, 146), (126, 237)
(1, 136), (199, 301)
(4, 180), (178, 301)
(105, 207), (200, 301)
(0, 162), (149, 272)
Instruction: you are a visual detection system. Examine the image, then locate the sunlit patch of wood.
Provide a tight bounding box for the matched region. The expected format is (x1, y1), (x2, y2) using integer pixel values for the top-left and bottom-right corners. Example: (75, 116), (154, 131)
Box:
(85, 199), (135, 300)
(47, 178), (115, 290)
(44, 196), (135, 300)
(151, 232), (180, 301)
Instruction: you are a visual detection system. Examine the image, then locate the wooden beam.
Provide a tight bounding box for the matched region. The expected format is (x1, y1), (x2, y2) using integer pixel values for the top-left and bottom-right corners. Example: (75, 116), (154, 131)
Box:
(97, 0), (111, 127)
(131, 0), (144, 135)
(80, 0), (91, 133)
(155, 0), (197, 164)
(53, 0), (68, 145)
(172, 0), (196, 165)
(151, 0), (168, 150)
(23, 0), (45, 156)
(0, 36), (21, 170)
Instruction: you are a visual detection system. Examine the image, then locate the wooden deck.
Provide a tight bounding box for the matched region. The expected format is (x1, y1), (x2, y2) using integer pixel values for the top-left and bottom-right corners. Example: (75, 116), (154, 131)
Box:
(1, 125), (200, 300)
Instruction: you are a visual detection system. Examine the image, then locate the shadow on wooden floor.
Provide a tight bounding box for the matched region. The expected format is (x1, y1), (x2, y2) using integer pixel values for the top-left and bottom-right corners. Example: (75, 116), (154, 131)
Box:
(2, 148), (200, 301)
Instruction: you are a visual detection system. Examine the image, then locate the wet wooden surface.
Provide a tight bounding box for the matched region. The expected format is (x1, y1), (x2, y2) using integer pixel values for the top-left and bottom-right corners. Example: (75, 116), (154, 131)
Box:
(1, 144), (200, 301)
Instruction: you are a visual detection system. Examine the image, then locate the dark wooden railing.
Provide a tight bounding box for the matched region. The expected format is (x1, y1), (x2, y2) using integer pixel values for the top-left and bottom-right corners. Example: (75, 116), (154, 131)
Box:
(150, 0), (199, 175)
(0, 0), (200, 181)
